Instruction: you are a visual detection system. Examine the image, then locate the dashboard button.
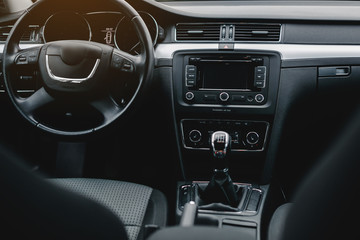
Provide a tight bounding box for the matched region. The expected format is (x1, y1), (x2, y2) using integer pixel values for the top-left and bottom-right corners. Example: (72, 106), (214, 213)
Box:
(186, 80), (196, 86)
(255, 80), (265, 88)
(187, 73), (196, 80)
(255, 66), (266, 74)
(185, 92), (195, 101)
(219, 92), (230, 102)
(232, 95), (246, 102)
(185, 65), (197, 87)
(255, 74), (265, 81)
(186, 65), (196, 73)
(247, 95), (254, 102)
(203, 94), (217, 101)
(255, 94), (265, 103)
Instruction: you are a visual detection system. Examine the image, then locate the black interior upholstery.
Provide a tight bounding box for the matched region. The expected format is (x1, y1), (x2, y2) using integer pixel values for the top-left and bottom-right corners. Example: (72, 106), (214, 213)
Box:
(0, 143), (167, 240)
(268, 106), (360, 240)
(2, 0), (360, 239)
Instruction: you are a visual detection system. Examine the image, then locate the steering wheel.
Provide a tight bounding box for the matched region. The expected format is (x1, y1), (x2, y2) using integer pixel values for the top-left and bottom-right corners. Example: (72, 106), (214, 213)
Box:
(2, 0), (154, 136)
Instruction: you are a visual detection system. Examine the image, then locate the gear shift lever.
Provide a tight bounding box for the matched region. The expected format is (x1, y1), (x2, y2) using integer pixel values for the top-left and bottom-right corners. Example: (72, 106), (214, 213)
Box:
(198, 131), (239, 207)
(211, 131), (231, 169)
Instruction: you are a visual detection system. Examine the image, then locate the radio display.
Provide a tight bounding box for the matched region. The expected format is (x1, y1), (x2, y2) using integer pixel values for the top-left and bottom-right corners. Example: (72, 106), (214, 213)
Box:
(200, 60), (256, 90)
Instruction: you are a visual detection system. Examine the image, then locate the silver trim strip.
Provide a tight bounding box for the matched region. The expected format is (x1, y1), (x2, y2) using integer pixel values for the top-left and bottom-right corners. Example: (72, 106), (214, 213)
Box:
(45, 55), (100, 84)
(0, 43), (359, 62)
(155, 43), (360, 60)
(182, 182), (262, 216)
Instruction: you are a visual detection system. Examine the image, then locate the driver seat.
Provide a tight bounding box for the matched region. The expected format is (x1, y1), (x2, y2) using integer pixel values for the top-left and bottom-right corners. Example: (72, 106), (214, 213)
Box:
(0, 144), (167, 240)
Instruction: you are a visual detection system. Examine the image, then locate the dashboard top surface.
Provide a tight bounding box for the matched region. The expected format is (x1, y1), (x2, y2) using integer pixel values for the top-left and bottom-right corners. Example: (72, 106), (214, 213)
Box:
(145, 0), (360, 21)
(1, 0), (360, 61)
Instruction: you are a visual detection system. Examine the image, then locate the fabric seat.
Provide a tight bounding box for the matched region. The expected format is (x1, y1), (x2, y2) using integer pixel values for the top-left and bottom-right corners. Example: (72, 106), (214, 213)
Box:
(50, 178), (168, 240)
(0, 144), (167, 240)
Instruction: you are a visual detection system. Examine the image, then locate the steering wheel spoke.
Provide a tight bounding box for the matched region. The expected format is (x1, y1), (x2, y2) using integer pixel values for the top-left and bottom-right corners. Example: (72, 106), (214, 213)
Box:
(90, 96), (123, 126)
(17, 87), (54, 117)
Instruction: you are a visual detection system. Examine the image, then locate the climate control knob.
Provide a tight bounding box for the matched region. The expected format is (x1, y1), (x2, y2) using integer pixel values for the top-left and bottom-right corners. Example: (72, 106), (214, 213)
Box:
(246, 131), (260, 145)
(189, 130), (202, 143)
(219, 92), (230, 102)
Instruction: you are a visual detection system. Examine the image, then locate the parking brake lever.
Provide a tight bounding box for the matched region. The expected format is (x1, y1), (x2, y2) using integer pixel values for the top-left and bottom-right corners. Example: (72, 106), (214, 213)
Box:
(180, 201), (198, 227)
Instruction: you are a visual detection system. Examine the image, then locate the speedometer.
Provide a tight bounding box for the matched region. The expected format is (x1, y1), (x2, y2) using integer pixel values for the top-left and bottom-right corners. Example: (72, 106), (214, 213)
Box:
(42, 11), (91, 43)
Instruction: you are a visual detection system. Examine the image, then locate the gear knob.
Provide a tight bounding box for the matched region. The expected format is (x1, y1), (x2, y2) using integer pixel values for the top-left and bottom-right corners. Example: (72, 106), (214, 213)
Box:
(211, 131), (231, 159)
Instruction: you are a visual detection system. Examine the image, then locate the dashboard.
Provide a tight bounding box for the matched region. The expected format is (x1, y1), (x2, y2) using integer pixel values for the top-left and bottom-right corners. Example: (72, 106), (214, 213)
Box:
(1, 0), (360, 181)
(1, 1), (360, 239)
(0, 0), (360, 225)
(1, 0), (360, 171)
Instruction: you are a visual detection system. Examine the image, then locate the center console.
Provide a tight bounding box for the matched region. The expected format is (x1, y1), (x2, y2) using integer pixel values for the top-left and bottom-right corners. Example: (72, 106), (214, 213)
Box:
(173, 50), (280, 177)
(172, 50), (281, 239)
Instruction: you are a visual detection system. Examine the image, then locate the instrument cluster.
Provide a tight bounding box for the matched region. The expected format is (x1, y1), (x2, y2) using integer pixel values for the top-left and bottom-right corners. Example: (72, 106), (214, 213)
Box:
(41, 11), (159, 55)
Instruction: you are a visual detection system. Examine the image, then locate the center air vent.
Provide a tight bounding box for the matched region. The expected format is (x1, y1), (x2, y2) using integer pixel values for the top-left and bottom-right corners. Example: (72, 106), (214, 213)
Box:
(176, 23), (281, 42)
(234, 24), (281, 42)
(176, 23), (221, 41)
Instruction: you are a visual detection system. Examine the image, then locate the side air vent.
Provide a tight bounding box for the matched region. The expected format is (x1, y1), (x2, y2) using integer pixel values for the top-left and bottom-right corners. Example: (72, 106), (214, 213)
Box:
(0, 0), (5, 9)
(0, 25), (42, 42)
(0, 25), (12, 41)
(176, 23), (221, 41)
(234, 24), (281, 42)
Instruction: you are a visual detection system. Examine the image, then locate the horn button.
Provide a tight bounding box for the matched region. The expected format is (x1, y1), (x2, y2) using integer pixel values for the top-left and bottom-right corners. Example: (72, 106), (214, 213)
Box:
(39, 41), (112, 94)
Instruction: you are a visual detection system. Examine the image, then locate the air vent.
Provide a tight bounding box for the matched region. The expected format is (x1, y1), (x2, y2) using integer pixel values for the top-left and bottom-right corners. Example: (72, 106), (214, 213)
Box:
(234, 24), (281, 42)
(0, 25), (42, 42)
(176, 23), (221, 41)
(0, 25), (12, 41)
(0, 0), (6, 9)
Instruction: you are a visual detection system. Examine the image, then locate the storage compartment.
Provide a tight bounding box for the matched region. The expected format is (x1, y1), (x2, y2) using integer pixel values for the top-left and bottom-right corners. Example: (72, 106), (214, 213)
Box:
(222, 219), (257, 239)
(318, 66), (360, 91)
(148, 226), (256, 240)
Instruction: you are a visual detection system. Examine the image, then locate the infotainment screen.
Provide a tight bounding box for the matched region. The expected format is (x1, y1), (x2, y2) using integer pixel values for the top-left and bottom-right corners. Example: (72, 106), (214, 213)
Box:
(199, 60), (256, 90)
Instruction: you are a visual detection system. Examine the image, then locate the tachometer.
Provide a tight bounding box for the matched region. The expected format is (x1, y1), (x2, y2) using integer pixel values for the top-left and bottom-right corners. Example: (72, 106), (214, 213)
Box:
(115, 11), (158, 55)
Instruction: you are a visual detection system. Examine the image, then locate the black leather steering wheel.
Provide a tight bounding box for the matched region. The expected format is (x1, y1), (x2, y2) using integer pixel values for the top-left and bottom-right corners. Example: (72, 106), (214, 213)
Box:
(2, 0), (154, 136)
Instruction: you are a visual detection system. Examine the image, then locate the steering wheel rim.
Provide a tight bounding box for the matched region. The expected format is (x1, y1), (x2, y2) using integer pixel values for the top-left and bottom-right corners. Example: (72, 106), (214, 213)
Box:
(2, 0), (154, 137)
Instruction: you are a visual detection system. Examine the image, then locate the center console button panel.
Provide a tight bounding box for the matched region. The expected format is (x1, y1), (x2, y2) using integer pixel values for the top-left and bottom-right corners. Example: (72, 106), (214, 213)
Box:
(181, 119), (269, 152)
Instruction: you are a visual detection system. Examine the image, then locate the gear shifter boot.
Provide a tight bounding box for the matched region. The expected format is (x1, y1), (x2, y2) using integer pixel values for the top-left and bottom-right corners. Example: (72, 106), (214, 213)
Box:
(198, 131), (241, 209)
(199, 168), (240, 207)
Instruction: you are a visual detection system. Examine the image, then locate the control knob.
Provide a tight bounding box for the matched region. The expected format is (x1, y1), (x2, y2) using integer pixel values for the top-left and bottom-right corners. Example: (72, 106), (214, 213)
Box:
(189, 130), (202, 143)
(219, 92), (230, 102)
(185, 92), (195, 101)
(246, 131), (260, 145)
